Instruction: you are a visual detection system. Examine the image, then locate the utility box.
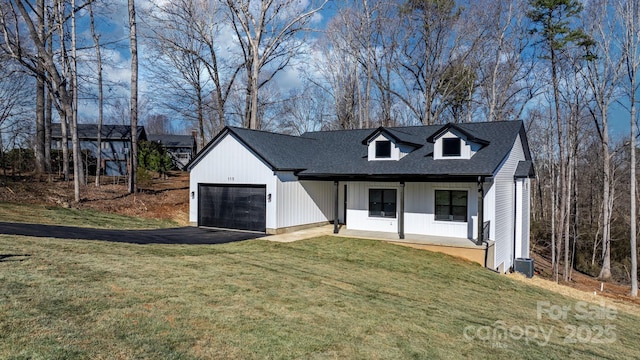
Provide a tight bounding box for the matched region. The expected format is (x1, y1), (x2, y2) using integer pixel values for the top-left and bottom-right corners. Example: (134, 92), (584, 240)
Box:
(514, 258), (534, 278)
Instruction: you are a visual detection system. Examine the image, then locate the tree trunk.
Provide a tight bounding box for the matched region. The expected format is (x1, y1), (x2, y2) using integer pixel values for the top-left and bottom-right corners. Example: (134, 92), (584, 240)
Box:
(89, 0), (103, 187)
(34, 0), (46, 176)
(70, 0), (83, 200)
(630, 85), (638, 296)
(128, 0), (138, 194)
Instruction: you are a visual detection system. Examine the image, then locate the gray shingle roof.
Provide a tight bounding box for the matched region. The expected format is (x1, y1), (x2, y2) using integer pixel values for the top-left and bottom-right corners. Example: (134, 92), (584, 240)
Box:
(147, 134), (195, 149)
(515, 160), (535, 178)
(188, 121), (533, 180)
(51, 123), (147, 141)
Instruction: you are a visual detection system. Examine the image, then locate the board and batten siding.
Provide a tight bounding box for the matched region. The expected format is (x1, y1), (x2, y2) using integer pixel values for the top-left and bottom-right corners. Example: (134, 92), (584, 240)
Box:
(275, 173), (334, 229)
(492, 134), (526, 272)
(189, 133), (277, 229)
(404, 182), (477, 239)
(346, 181), (400, 233)
(345, 181), (477, 238)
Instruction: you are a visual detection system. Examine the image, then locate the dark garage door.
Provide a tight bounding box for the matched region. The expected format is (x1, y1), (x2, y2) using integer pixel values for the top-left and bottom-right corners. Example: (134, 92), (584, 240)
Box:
(198, 184), (266, 232)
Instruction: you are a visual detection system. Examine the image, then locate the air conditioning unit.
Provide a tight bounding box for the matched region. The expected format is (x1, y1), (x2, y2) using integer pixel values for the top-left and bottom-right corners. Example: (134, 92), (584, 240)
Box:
(513, 258), (534, 278)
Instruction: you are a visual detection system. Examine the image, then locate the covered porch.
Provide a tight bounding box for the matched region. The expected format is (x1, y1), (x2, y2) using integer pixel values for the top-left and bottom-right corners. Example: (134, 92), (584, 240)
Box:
(333, 227), (494, 268)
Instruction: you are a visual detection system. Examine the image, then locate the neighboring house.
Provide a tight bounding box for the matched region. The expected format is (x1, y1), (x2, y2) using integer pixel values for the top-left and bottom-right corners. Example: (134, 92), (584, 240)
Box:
(51, 123), (147, 176)
(147, 134), (197, 170)
(187, 121), (535, 273)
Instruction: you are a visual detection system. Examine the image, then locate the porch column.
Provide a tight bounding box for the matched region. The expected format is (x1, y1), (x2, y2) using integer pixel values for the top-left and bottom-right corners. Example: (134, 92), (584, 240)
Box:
(477, 176), (484, 245)
(399, 181), (405, 239)
(334, 180), (339, 234)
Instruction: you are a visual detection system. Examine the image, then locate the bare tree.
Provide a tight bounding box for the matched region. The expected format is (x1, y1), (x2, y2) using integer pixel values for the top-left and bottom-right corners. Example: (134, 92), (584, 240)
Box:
(34, 0), (45, 175)
(89, 0), (103, 186)
(471, 0), (540, 122)
(0, 0), (83, 201)
(581, 0), (623, 282)
(144, 0), (239, 147)
(618, 0), (639, 295)
(528, 0), (591, 282)
(226, 0), (328, 129)
(129, 0), (138, 194)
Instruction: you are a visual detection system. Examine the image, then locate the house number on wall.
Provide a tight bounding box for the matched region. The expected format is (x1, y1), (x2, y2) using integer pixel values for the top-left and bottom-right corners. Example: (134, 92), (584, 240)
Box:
(228, 177), (235, 181)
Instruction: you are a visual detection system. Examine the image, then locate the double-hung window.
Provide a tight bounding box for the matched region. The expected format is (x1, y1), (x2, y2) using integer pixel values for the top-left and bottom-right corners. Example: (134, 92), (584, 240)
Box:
(369, 189), (397, 218)
(435, 190), (467, 222)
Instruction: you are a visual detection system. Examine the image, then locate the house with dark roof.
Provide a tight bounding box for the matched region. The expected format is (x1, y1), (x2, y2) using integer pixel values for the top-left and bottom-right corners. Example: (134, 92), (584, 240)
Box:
(51, 123), (147, 176)
(187, 120), (535, 273)
(147, 134), (197, 170)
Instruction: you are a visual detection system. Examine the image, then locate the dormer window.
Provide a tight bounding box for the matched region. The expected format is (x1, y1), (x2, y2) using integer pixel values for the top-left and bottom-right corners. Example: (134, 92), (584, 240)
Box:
(442, 138), (461, 157)
(375, 141), (391, 158)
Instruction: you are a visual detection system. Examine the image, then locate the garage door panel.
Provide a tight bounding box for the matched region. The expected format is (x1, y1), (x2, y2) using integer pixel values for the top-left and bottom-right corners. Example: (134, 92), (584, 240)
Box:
(198, 184), (266, 232)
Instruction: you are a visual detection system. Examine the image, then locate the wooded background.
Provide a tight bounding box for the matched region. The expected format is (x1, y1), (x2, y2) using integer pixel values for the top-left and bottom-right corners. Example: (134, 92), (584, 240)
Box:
(0, 0), (637, 293)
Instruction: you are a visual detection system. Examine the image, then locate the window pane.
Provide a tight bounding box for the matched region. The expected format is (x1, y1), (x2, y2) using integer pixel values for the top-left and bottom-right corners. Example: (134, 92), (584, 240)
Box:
(376, 141), (391, 158)
(435, 190), (450, 207)
(369, 189), (382, 216)
(452, 206), (467, 222)
(382, 189), (396, 217)
(452, 191), (467, 206)
(435, 205), (450, 220)
(442, 138), (461, 156)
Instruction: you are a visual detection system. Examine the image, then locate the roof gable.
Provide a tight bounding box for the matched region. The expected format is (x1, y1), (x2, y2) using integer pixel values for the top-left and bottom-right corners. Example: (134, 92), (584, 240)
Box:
(361, 127), (423, 148)
(426, 123), (490, 145)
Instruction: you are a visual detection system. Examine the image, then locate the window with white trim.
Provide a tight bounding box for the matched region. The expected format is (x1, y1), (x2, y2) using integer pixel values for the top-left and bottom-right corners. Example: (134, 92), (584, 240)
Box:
(435, 190), (467, 222)
(375, 141), (391, 158)
(369, 189), (396, 218)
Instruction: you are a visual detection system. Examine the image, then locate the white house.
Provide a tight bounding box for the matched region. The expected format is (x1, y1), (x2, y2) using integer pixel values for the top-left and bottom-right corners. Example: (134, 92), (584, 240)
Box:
(187, 121), (534, 273)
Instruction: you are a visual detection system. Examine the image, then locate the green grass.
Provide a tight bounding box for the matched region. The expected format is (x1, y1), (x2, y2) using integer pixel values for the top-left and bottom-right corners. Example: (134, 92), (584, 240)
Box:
(1, 234), (639, 359)
(0, 202), (178, 229)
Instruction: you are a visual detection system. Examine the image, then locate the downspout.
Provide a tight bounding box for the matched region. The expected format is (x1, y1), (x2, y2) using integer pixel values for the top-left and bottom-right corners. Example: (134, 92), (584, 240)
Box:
(512, 178), (518, 271)
(476, 176), (484, 246)
(399, 181), (405, 239)
(334, 181), (339, 234)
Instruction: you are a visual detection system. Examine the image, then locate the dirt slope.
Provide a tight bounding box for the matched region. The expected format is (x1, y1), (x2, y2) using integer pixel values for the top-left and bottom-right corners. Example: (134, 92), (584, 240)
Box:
(0, 172), (190, 225)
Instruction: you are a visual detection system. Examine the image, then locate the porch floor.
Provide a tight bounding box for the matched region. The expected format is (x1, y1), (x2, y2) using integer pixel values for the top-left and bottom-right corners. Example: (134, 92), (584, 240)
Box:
(335, 227), (485, 249)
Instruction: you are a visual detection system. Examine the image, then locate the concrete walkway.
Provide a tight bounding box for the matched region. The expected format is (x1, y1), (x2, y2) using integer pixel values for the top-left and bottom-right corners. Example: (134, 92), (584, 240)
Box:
(262, 225), (335, 243)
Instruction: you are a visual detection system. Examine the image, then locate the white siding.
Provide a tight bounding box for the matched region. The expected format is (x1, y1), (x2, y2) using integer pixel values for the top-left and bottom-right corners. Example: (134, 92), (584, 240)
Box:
(483, 182), (496, 240)
(520, 178), (531, 258)
(404, 182), (477, 238)
(345, 181), (476, 238)
(492, 134), (526, 272)
(189, 133), (277, 229)
(276, 174), (334, 228)
(346, 182), (400, 233)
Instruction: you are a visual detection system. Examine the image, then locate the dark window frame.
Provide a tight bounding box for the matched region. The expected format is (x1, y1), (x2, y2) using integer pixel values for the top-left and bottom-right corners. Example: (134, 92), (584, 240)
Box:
(375, 140), (392, 158)
(369, 188), (397, 218)
(435, 190), (468, 222)
(442, 138), (461, 157)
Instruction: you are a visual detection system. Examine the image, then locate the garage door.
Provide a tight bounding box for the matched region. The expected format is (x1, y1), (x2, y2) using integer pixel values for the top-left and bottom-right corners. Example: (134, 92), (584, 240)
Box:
(198, 184), (266, 232)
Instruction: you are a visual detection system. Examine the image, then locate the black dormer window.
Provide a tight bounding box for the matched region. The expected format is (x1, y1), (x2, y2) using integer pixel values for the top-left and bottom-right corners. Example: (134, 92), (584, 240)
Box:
(442, 138), (461, 157)
(375, 140), (391, 158)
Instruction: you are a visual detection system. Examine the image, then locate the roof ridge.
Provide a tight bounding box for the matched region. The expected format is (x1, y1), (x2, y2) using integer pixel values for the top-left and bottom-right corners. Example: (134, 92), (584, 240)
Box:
(229, 126), (318, 140)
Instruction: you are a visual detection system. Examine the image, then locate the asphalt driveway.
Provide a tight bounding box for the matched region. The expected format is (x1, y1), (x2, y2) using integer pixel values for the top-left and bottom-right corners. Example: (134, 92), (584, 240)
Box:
(0, 222), (263, 244)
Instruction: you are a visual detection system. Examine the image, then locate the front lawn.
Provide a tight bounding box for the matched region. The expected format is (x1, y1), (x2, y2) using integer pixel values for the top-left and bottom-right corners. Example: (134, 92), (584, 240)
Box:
(1, 233), (638, 359)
